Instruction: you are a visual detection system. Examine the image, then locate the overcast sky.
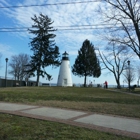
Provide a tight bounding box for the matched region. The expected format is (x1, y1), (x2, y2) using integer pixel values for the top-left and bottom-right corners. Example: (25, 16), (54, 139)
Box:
(0, 0), (139, 86)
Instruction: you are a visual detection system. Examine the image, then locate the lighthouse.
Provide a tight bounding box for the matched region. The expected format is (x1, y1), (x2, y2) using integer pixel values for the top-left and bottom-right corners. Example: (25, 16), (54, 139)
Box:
(57, 51), (73, 87)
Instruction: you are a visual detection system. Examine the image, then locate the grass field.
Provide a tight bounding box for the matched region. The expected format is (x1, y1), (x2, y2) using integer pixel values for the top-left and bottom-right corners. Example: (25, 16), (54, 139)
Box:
(0, 87), (140, 118)
(114, 87), (140, 94)
(0, 87), (140, 140)
(0, 113), (136, 140)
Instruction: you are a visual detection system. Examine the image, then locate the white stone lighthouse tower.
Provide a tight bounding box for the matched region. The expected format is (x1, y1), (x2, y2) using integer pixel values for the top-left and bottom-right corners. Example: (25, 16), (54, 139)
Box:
(57, 51), (73, 87)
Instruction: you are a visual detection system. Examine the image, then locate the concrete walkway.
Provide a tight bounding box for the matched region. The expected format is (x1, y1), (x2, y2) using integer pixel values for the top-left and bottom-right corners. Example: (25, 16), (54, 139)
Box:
(0, 102), (140, 139)
(108, 89), (140, 96)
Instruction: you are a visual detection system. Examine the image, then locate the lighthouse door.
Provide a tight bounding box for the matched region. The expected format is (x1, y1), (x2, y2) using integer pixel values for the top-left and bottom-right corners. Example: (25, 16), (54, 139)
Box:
(63, 79), (67, 86)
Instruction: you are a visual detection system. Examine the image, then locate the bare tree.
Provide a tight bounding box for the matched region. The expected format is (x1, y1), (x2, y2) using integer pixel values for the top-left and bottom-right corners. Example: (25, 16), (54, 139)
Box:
(123, 67), (136, 88)
(9, 53), (30, 83)
(99, 0), (140, 58)
(137, 63), (140, 86)
(98, 43), (132, 88)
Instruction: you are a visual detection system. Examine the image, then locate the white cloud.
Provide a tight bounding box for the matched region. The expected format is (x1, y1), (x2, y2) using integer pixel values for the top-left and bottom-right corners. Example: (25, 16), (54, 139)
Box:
(1, 0), (133, 85)
(0, 44), (15, 57)
(0, 0), (104, 56)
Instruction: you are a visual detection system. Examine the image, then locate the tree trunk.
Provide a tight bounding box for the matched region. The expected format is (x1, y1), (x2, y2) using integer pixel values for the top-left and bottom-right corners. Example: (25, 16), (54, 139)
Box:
(36, 69), (40, 86)
(116, 80), (121, 89)
(84, 75), (87, 87)
(36, 73), (40, 86)
(114, 73), (121, 89)
(138, 77), (140, 87)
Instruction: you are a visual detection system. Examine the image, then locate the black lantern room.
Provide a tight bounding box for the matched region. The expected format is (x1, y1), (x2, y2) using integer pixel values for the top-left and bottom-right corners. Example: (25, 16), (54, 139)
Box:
(62, 51), (69, 60)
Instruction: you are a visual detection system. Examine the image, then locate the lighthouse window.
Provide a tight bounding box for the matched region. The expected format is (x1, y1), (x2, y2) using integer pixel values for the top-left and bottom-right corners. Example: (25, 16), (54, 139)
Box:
(64, 79), (67, 85)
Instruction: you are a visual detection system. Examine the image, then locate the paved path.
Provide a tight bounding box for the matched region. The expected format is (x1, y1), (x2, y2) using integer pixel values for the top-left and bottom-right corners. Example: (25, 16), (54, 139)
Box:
(108, 89), (140, 96)
(0, 102), (140, 139)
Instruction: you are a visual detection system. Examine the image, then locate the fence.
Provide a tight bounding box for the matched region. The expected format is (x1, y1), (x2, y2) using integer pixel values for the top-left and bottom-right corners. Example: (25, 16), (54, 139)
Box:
(0, 76), (36, 87)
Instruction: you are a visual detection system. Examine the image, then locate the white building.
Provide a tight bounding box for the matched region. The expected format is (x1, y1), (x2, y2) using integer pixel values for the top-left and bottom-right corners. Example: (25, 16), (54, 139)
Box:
(57, 51), (73, 87)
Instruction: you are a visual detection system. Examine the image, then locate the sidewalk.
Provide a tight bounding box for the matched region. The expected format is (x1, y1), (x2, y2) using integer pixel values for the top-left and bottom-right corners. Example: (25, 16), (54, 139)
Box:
(107, 89), (140, 96)
(0, 102), (140, 139)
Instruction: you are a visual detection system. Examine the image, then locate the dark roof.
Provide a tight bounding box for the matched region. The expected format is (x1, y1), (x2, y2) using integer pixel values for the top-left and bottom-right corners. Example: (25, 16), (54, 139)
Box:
(62, 51), (68, 55)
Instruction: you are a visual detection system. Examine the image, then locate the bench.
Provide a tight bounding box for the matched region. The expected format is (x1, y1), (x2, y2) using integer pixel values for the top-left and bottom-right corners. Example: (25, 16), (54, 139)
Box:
(130, 85), (137, 91)
(126, 85), (137, 91)
(42, 83), (50, 86)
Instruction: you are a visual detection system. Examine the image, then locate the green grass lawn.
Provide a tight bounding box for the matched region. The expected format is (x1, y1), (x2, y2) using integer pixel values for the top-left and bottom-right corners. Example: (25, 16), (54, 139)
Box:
(119, 87), (140, 94)
(0, 87), (140, 118)
(0, 113), (136, 140)
(0, 87), (139, 140)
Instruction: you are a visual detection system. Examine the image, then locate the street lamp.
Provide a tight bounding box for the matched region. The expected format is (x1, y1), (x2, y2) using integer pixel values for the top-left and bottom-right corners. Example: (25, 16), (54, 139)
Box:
(5, 58), (8, 87)
(94, 80), (95, 87)
(127, 60), (130, 91)
(123, 80), (125, 88)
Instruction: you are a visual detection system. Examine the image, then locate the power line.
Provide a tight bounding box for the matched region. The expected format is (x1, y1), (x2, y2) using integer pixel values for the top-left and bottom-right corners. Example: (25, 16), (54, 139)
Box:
(0, 27), (28, 29)
(58, 27), (109, 30)
(0, 30), (27, 32)
(0, 28), (107, 32)
(0, 1), (99, 9)
(0, 23), (132, 30)
(0, 26), (133, 32)
(55, 24), (124, 28)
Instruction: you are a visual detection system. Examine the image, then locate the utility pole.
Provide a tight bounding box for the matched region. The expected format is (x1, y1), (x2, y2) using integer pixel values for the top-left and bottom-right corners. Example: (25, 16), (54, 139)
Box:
(127, 60), (130, 91)
(5, 58), (8, 87)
